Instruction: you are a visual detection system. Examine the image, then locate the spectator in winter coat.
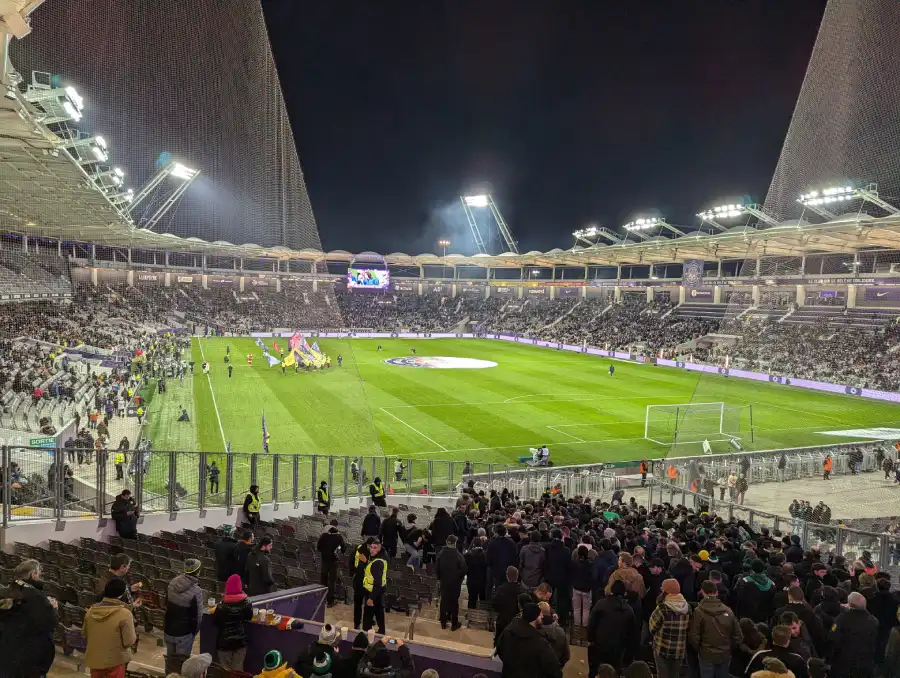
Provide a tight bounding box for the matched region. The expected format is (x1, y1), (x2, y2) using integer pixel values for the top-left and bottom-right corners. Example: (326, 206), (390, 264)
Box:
(357, 636), (415, 678)
(496, 603), (562, 678)
(295, 623), (344, 678)
(464, 537), (489, 609)
(213, 574), (253, 671)
(689, 580), (743, 678)
(428, 507), (456, 548)
(649, 579), (693, 678)
(588, 580), (637, 675)
(247, 537), (276, 596)
(519, 531), (547, 588)
(744, 625), (808, 678)
(734, 560), (777, 624)
(361, 506), (381, 538)
(571, 545), (595, 627)
(379, 508), (404, 559)
(0, 559), (58, 678)
(867, 576), (900, 663)
(538, 601), (570, 669)
(83, 578), (137, 676)
(435, 535), (467, 630)
(772, 587), (826, 659)
(341, 632), (370, 678)
(492, 566), (527, 645)
(164, 559), (205, 655)
(830, 592), (878, 678)
(486, 525), (518, 592)
(605, 552), (646, 598)
(544, 529), (574, 622)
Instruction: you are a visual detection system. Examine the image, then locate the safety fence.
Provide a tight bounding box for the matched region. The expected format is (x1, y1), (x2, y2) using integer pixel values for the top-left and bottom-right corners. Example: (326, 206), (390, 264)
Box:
(648, 478), (898, 571)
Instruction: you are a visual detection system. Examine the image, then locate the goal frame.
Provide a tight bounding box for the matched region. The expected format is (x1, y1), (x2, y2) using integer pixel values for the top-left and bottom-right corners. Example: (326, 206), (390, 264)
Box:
(644, 402), (751, 446)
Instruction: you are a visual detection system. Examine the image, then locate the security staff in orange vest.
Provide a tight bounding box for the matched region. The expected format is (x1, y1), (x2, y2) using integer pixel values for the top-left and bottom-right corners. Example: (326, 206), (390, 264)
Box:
(639, 460), (649, 487)
(667, 465), (678, 481)
(823, 455), (833, 481)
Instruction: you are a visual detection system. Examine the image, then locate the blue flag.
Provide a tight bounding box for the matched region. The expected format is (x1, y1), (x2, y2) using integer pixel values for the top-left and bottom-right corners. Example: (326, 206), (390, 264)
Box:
(265, 353), (280, 367)
(262, 411), (270, 453)
(254, 337), (264, 349)
(311, 341), (321, 353)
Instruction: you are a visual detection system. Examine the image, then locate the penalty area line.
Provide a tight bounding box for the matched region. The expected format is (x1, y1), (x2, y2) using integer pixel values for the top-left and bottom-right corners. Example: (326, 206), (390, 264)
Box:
(379, 407), (448, 452)
(547, 425), (585, 442)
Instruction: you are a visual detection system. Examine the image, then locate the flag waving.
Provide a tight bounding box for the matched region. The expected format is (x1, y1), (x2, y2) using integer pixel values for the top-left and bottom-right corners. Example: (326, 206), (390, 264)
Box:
(311, 341), (320, 353)
(272, 340), (281, 353)
(262, 411), (270, 453)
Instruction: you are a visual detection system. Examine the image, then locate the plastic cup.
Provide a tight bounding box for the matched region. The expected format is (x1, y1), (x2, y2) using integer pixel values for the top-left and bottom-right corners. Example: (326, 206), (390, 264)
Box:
(342, 626), (349, 640)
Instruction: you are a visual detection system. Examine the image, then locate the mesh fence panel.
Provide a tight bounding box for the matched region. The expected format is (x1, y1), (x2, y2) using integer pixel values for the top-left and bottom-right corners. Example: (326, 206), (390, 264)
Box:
(9, 0), (322, 250)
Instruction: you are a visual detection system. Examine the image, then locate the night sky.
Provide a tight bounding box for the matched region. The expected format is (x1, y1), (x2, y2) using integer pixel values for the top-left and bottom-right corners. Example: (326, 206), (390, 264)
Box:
(262, 1), (828, 257)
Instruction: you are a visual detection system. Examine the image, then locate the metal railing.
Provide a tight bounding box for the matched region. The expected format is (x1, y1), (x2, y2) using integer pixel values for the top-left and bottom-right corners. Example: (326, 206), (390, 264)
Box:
(3, 446), (619, 526)
(648, 478), (896, 571)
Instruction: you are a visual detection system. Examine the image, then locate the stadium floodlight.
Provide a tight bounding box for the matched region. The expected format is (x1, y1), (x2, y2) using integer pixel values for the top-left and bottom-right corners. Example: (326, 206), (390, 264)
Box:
(463, 194), (489, 207)
(623, 216), (686, 239)
(23, 79), (85, 125)
(169, 162), (198, 180)
(438, 239), (450, 256)
(573, 224), (622, 246)
(798, 182), (898, 218)
(109, 188), (134, 206)
(696, 201), (778, 230)
(459, 193), (519, 254)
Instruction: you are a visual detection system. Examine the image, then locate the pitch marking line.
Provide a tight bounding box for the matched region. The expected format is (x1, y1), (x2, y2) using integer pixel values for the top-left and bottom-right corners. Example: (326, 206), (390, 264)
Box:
(197, 338), (230, 455)
(401, 423), (876, 458)
(381, 395), (687, 410)
(547, 425), (585, 442)
(379, 407), (448, 452)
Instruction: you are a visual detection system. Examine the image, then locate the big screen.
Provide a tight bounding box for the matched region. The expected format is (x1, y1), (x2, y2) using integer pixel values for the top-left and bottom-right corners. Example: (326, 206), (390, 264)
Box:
(347, 268), (390, 289)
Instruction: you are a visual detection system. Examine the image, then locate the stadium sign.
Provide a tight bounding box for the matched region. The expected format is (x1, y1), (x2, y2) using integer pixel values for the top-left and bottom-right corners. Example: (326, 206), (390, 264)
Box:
(29, 437), (55, 449)
(136, 272), (160, 282)
(177, 275), (195, 284)
(384, 356), (498, 369)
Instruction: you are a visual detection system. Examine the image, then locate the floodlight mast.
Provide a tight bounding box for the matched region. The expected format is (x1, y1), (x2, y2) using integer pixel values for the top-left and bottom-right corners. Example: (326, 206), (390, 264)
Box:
(572, 225), (622, 246)
(696, 202), (778, 230)
(798, 183), (899, 218)
(128, 160), (200, 231)
(622, 217), (685, 241)
(459, 194), (519, 254)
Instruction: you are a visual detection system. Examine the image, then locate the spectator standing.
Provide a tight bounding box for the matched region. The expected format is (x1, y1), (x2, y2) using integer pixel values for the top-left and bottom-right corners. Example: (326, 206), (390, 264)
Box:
(242, 485), (261, 526)
(379, 507), (403, 559)
(110, 489), (138, 539)
(212, 574), (253, 671)
(831, 592), (878, 678)
(734, 560), (777, 624)
(0, 559), (58, 678)
(520, 530), (547, 588)
(247, 537), (276, 596)
(317, 521), (345, 607)
(83, 578), (137, 678)
(588, 580), (637, 675)
(496, 603), (562, 678)
(492, 566), (527, 645)
(689, 580), (743, 678)
(649, 579), (693, 678)
(435, 535), (467, 630)
(341, 632), (370, 678)
(295, 624), (344, 678)
(537, 601), (570, 669)
(361, 505), (381, 538)
(744, 625), (808, 678)
(464, 536), (489, 610)
(163, 559), (204, 656)
(571, 545), (595, 627)
(486, 525), (518, 593)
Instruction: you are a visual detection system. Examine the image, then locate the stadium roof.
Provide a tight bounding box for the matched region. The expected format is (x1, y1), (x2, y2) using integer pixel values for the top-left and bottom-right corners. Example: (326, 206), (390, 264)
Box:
(3, 78), (900, 267)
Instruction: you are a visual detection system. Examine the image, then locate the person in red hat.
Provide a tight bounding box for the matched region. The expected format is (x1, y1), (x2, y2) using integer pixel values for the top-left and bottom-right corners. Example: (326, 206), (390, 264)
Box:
(212, 574), (252, 671)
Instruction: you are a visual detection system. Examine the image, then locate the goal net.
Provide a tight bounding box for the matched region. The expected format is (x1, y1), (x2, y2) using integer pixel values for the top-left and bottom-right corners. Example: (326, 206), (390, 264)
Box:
(644, 402), (752, 447)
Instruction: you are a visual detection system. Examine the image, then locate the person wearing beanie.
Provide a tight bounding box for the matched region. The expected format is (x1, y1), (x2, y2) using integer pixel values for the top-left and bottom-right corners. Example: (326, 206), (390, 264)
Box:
(212, 574), (253, 670)
(181, 652), (213, 678)
(163, 559), (204, 655)
(341, 631), (370, 678)
(649, 578), (692, 678)
(295, 624), (344, 678)
(83, 577), (138, 675)
(257, 649), (301, 678)
(496, 602), (562, 678)
(587, 579), (636, 676)
(357, 636), (415, 678)
(734, 559), (776, 624)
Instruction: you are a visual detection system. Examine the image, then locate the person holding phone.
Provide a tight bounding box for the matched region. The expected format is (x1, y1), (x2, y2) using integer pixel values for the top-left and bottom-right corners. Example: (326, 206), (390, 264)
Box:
(358, 636), (414, 678)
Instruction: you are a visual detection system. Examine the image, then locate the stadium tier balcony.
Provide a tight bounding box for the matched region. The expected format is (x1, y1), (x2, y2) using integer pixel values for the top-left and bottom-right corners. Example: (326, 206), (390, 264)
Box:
(674, 302), (729, 320)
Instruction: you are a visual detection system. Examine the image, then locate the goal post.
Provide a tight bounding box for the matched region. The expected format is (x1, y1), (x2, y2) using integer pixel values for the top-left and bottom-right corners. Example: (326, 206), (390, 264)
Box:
(644, 402), (753, 446)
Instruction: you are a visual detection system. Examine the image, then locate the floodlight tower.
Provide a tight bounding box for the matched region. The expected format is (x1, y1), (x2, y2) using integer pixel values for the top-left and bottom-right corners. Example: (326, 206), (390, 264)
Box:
(696, 202), (779, 230)
(798, 183), (899, 219)
(128, 161), (200, 231)
(623, 216), (685, 241)
(460, 194), (519, 254)
(572, 225), (622, 247)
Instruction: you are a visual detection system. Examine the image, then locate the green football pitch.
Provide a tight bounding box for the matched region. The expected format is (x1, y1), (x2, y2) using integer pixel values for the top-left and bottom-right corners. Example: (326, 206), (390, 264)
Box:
(142, 337), (900, 480)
